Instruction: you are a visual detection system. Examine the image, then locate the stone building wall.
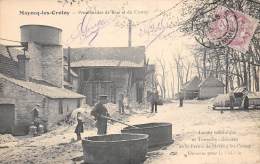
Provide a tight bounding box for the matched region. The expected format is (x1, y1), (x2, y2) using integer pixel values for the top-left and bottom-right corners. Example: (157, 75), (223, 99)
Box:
(41, 45), (63, 88)
(0, 78), (45, 135)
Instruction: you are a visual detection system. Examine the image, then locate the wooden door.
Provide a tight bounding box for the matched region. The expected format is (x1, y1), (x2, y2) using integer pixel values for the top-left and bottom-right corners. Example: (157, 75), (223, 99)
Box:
(0, 104), (15, 134)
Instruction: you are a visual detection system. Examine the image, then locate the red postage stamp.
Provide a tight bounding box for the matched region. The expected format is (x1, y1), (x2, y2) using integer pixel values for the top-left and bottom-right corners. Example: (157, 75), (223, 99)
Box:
(207, 6), (258, 53)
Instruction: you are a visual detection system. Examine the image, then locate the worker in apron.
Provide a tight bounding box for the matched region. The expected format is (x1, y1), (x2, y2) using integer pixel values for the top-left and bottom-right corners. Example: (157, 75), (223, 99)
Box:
(74, 112), (84, 140)
(179, 91), (184, 107)
(91, 95), (110, 135)
(151, 91), (159, 113)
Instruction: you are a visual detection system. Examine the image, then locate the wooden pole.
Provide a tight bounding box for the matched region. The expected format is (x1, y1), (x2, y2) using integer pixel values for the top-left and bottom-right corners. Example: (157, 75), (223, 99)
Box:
(100, 115), (140, 129)
(68, 46), (71, 83)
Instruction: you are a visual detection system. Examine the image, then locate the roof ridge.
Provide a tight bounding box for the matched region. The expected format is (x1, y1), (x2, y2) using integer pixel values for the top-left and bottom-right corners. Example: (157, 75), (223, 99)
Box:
(0, 73), (84, 98)
(64, 46), (145, 49)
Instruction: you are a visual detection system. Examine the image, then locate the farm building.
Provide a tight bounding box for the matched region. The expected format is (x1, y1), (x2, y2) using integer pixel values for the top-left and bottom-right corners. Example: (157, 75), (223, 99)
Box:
(199, 75), (225, 99)
(0, 74), (84, 135)
(0, 25), (85, 135)
(182, 76), (201, 99)
(64, 46), (146, 106)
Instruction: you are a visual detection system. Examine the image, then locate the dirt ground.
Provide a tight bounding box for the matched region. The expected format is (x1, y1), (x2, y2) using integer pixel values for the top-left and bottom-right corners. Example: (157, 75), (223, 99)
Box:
(0, 100), (260, 164)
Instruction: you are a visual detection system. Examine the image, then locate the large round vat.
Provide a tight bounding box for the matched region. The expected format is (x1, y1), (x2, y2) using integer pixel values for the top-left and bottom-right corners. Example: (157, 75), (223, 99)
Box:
(82, 133), (149, 164)
(20, 25), (62, 45)
(121, 122), (173, 147)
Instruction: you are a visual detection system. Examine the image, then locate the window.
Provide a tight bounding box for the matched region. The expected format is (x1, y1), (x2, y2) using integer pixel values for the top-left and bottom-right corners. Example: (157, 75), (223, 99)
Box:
(58, 100), (63, 114)
(0, 83), (3, 94)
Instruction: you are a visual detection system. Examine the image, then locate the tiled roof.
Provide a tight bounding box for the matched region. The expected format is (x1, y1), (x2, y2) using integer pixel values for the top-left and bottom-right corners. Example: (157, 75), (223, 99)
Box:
(64, 46), (145, 68)
(0, 44), (24, 62)
(199, 76), (225, 87)
(0, 73), (85, 99)
(70, 59), (143, 68)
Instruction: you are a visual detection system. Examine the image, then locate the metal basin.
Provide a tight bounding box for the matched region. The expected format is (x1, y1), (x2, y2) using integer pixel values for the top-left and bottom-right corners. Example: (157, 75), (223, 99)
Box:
(82, 133), (149, 164)
(121, 122), (173, 148)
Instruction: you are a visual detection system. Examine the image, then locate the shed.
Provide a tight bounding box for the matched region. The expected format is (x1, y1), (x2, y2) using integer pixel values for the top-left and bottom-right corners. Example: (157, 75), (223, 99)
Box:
(182, 76), (201, 99)
(199, 75), (225, 99)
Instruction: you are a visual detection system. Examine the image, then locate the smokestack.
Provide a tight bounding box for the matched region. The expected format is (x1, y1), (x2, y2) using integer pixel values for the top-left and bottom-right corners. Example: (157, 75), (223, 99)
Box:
(21, 25), (63, 88)
(68, 47), (71, 83)
(128, 19), (132, 47)
(17, 54), (30, 81)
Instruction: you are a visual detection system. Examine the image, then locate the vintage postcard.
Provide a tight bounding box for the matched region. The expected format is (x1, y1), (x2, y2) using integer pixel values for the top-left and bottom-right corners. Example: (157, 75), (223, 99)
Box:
(0, 0), (260, 163)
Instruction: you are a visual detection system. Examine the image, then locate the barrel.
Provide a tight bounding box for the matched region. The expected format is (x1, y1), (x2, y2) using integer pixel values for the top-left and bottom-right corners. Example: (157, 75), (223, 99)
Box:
(82, 133), (149, 164)
(121, 122), (173, 148)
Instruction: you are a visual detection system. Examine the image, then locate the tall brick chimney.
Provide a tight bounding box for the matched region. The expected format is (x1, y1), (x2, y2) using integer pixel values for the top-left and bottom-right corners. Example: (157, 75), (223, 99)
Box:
(17, 54), (30, 81)
(128, 19), (132, 47)
(20, 25), (63, 88)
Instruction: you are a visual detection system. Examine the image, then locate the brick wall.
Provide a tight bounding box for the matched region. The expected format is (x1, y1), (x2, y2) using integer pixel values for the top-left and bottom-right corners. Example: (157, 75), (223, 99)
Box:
(0, 54), (18, 78)
(26, 43), (63, 88)
(0, 78), (81, 135)
(46, 98), (79, 129)
(42, 45), (63, 88)
(0, 78), (45, 135)
(26, 42), (43, 80)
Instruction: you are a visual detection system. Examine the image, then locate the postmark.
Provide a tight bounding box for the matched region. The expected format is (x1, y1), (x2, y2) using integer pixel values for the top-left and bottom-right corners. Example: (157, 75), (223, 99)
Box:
(192, 5), (238, 49)
(192, 5), (258, 53)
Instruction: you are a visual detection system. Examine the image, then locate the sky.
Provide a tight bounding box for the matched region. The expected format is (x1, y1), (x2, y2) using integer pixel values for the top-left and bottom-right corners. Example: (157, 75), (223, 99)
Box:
(0, 0), (198, 95)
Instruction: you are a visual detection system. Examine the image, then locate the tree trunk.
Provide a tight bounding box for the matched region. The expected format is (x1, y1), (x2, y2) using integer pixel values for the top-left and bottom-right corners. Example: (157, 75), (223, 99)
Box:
(170, 65), (175, 99)
(255, 67), (260, 92)
(185, 63), (190, 83)
(203, 49), (207, 78)
(242, 54), (248, 89)
(248, 55), (251, 91)
(225, 51), (229, 93)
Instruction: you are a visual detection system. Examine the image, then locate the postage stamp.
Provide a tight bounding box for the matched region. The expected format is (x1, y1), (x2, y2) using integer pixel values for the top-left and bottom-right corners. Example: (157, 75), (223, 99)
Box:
(207, 6), (258, 53)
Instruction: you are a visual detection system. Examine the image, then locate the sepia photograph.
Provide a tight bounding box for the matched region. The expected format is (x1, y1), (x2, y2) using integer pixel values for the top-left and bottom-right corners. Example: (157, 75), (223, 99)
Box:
(0, 0), (260, 163)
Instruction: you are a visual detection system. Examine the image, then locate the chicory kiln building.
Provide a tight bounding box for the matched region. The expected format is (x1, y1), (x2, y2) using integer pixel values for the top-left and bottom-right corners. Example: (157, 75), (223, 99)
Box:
(64, 46), (146, 106)
(182, 76), (201, 99)
(0, 25), (85, 135)
(199, 75), (225, 99)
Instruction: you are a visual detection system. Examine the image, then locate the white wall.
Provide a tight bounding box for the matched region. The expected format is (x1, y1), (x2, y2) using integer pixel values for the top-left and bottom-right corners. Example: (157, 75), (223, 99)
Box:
(199, 87), (224, 99)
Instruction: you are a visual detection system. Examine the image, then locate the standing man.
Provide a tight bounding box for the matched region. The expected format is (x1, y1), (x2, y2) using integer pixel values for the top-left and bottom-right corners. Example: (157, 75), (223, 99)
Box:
(32, 104), (40, 134)
(118, 93), (125, 114)
(229, 87), (235, 110)
(241, 93), (249, 110)
(74, 112), (84, 140)
(179, 91), (184, 107)
(151, 91), (159, 113)
(91, 95), (110, 135)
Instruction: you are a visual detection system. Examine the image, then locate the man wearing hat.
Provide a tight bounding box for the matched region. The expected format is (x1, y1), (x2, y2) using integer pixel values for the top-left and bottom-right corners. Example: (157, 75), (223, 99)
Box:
(118, 93), (125, 114)
(91, 95), (110, 135)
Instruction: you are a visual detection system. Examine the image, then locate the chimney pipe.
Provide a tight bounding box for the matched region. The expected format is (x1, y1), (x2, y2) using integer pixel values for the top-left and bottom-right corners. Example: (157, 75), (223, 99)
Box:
(128, 19), (132, 47)
(17, 55), (30, 81)
(68, 47), (71, 83)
